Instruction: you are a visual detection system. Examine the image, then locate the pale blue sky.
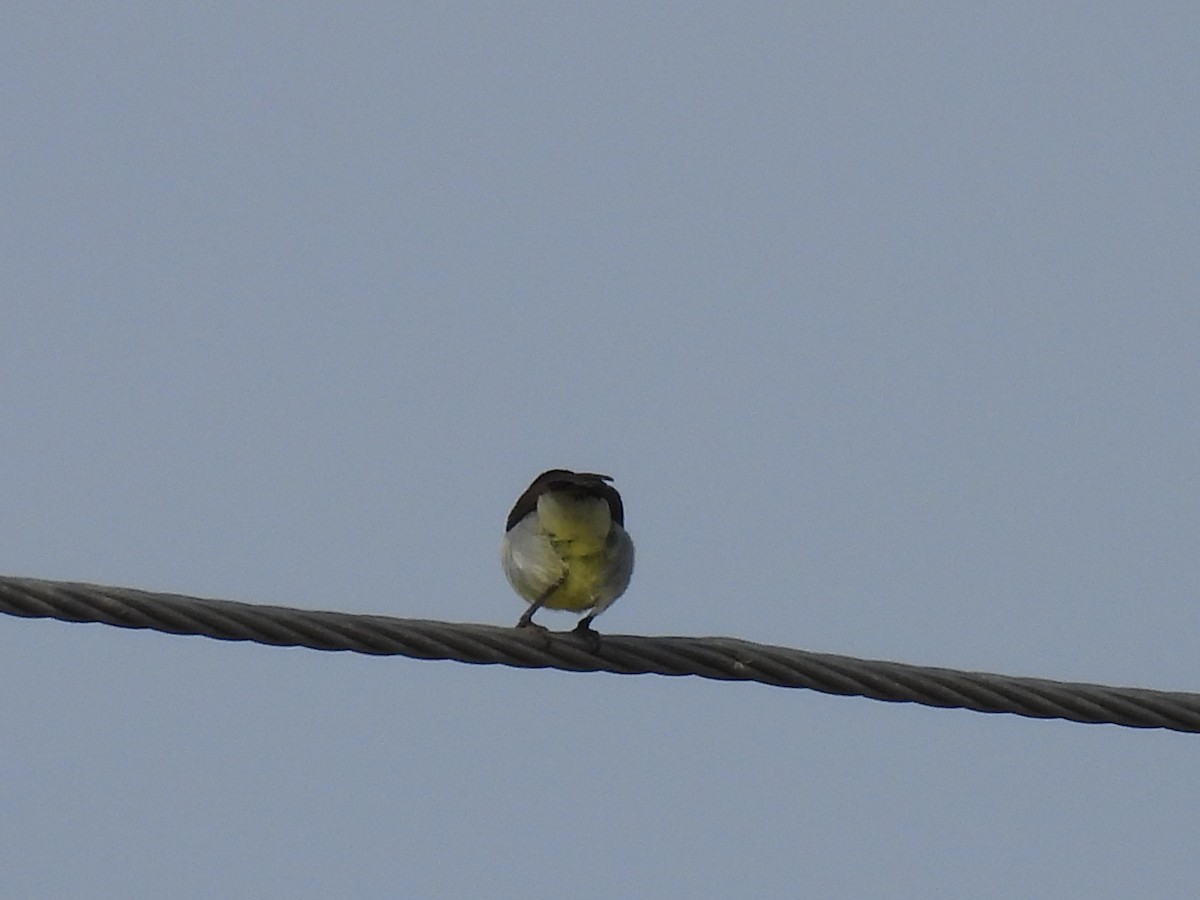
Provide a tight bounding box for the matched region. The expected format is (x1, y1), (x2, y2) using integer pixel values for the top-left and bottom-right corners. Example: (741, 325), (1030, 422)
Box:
(3, 4), (1198, 898)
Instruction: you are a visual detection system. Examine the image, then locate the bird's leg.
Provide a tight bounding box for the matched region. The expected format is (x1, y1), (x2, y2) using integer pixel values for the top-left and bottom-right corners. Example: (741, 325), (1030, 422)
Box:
(515, 605), (545, 629)
(516, 578), (564, 629)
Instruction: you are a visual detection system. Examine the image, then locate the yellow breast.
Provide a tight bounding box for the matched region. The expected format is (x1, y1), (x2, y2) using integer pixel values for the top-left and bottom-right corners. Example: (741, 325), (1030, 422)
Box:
(535, 491), (613, 611)
(535, 491), (611, 553)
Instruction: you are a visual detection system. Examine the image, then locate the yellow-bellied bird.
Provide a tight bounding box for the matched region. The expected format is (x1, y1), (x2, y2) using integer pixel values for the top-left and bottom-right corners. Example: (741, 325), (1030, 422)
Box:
(501, 469), (634, 633)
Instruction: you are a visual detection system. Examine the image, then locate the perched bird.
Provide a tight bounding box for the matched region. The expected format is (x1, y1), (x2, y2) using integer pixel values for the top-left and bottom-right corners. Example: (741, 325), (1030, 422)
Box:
(501, 469), (634, 633)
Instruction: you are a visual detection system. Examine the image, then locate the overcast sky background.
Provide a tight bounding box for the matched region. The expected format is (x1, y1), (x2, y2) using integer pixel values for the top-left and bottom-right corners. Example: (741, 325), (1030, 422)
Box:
(3, 4), (1198, 898)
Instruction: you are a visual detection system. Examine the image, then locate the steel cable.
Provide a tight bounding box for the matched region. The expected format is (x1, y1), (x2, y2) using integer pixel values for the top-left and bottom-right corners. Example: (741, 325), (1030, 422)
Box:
(1, 575), (1196, 732)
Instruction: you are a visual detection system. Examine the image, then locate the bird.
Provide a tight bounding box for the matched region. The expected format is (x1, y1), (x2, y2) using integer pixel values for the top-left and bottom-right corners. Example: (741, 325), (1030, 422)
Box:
(500, 469), (634, 634)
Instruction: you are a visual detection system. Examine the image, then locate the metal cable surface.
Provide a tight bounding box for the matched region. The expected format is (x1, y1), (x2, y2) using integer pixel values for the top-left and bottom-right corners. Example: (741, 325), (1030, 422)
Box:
(2, 575), (1196, 733)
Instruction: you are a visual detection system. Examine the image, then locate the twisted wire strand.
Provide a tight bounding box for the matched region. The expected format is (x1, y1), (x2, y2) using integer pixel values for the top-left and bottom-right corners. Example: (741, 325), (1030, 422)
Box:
(1, 574), (1196, 733)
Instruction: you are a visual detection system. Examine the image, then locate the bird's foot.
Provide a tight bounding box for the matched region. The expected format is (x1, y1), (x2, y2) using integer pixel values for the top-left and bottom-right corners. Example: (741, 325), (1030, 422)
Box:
(514, 617), (551, 649)
(572, 617), (601, 652)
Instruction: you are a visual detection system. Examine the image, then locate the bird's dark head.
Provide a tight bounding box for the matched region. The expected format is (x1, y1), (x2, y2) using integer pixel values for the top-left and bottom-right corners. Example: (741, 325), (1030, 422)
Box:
(506, 469), (625, 530)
